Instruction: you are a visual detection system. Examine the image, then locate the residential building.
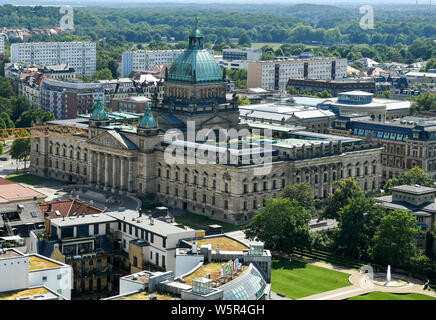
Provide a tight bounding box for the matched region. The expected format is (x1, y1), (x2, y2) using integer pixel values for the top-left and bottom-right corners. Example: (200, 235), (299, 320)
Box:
(0, 248), (72, 299)
(121, 50), (185, 77)
(104, 236), (271, 301)
(222, 48), (262, 62)
(11, 41), (96, 77)
(330, 115), (436, 186)
(111, 96), (152, 114)
(247, 57), (348, 91)
(40, 78), (105, 119)
(217, 59), (248, 70)
(376, 184), (436, 254)
(39, 64), (76, 80)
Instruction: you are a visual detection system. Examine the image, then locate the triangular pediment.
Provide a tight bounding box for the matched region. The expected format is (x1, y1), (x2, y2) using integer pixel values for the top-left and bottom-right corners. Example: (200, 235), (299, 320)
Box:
(200, 114), (231, 127)
(88, 131), (133, 150)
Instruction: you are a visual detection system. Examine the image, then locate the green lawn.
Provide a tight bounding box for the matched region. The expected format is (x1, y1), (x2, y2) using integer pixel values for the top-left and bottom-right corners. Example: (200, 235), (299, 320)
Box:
(251, 42), (282, 50)
(6, 173), (52, 185)
(271, 256), (351, 299)
(347, 292), (436, 300)
(175, 212), (245, 233)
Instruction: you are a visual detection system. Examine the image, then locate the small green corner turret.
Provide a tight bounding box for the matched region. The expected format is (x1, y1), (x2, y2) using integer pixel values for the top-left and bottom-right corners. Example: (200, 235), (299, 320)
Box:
(139, 104), (157, 129)
(91, 99), (108, 121)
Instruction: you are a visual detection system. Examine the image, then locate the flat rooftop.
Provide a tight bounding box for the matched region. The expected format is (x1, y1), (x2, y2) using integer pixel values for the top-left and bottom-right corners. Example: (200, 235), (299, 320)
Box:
(116, 291), (175, 300)
(105, 210), (194, 236)
(28, 255), (62, 271)
(390, 185), (436, 195)
(50, 213), (117, 228)
(190, 236), (248, 252)
(0, 177), (47, 203)
(0, 249), (24, 259)
(0, 287), (50, 300)
(181, 263), (248, 286)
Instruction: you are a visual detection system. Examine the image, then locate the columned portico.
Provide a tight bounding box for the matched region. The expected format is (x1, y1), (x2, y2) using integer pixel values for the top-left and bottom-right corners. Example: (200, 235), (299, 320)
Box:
(111, 155), (118, 193)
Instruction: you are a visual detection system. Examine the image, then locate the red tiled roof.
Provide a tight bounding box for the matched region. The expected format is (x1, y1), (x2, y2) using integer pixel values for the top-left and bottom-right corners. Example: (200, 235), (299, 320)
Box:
(0, 178), (47, 203)
(40, 199), (103, 219)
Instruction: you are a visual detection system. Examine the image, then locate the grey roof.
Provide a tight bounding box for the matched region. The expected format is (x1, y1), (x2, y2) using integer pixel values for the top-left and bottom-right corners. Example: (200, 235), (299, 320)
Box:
(107, 130), (138, 150)
(0, 201), (44, 229)
(104, 210), (196, 237)
(50, 213), (117, 228)
(390, 185), (436, 195)
(376, 195), (436, 214)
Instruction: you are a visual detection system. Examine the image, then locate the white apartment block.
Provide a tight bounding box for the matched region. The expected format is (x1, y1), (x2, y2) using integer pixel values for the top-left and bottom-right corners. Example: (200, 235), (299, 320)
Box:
(0, 248), (72, 300)
(11, 41), (96, 77)
(222, 48), (262, 61)
(0, 34), (5, 55)
(121, 49), (185, 77)
(247, 57), (348, 91)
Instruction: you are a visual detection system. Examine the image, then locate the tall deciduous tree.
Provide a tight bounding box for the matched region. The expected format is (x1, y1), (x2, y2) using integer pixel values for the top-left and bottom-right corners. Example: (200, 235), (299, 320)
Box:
(281, 182), (316, 214)
(368, 210), (421, 267)
(383, 167), (434, 192)
(334, 196), (386, 259)
(244, 198), (311, 254)
(322, 178), (364, 220)
(10, 138), (30, 169)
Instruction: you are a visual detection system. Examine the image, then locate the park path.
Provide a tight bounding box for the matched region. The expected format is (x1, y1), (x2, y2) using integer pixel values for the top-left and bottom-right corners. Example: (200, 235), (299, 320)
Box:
(291, 256), (436, 300)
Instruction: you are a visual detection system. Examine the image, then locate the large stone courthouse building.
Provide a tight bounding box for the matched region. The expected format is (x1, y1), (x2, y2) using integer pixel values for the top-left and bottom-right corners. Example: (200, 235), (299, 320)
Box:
(30, 23), (382, 224)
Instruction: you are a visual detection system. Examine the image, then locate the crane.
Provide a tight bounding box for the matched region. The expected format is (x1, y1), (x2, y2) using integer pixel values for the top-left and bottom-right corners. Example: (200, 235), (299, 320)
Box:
(0, 124), (87, 141)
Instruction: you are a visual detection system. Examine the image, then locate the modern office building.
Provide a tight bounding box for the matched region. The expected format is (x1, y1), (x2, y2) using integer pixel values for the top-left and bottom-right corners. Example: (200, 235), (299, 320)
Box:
(104, 235), (271, 301)
(121, 50), (185, 77)
(11, 41), (96, 77)
(287, 78), (376, 96)
(247, 57), (348, 91)
(0, 33), (5, 55)
(222, 48), (262, 62)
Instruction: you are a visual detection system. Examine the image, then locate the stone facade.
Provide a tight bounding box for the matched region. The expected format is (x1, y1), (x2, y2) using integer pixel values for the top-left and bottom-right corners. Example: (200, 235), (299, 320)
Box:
(30, 123), (381, 224)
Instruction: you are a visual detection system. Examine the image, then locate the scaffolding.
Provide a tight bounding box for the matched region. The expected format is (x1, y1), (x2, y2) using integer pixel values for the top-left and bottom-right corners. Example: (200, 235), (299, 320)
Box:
(0, 125), (87, 141)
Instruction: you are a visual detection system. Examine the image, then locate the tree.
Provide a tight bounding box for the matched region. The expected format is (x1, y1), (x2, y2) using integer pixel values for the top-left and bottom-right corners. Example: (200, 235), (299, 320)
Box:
(322, 178), (365, 220)
(334, 196), (386, 259)
(92, 68), (113, 80)
(281, 182), (316, 214)
(425, 58), (436, 71)
(237, 95), (250, 105)
(15, 108), (55, 128)
(10, 138), (30, 169)
(368, 210), (422, 267)
(238, 32), (251, 47)
(409, 92), (436, 115)
(0, 77), (14, 99)
(383, 167), (434, 192)
(244, 198), (312, 254)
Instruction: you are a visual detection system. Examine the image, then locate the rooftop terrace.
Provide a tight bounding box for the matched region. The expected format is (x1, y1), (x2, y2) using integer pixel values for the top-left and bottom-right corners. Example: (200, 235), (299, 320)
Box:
(182, 262), (248, 286)
(190, 236), (248, 252)
(28, 255), (62, 271)
(117, 291), (175, 300)
(0, 287), (49, 300)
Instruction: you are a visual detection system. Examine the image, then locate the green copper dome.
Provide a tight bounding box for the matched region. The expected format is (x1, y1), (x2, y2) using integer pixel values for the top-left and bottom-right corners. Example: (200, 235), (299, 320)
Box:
(91, 99), (108, 121)
(139, 104), (157, 128)
(167, 19), (223, 84)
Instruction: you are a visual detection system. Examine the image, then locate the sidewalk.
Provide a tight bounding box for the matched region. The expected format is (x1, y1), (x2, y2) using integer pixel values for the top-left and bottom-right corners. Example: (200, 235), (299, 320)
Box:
(292, 256), (436, 300)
